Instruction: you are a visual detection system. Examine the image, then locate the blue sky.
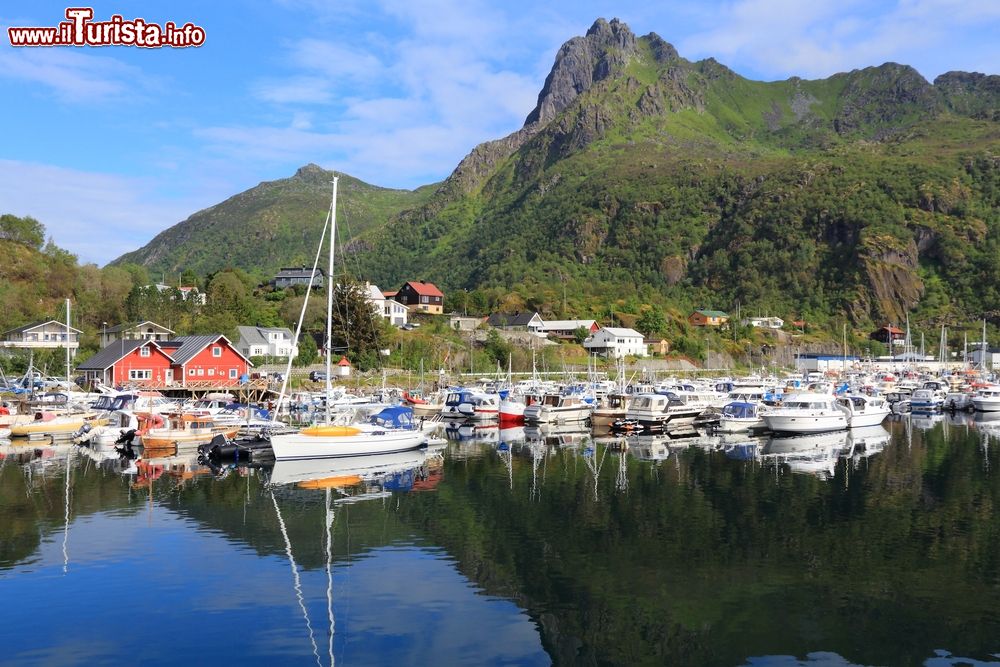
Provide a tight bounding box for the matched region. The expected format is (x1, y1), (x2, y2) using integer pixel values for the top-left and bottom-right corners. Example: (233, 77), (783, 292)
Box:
(1, 0), (997, 266)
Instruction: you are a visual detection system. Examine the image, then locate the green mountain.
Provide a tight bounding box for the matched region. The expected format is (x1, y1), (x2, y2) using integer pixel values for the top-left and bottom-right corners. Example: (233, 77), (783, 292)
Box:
(112, 166), (438, 279)
(113, 17), (999, 328)
(351, 18), (1000, 326)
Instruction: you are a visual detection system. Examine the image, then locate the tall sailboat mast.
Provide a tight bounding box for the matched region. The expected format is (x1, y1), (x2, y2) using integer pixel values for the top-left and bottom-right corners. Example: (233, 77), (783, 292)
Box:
(325, 176), (339, 424)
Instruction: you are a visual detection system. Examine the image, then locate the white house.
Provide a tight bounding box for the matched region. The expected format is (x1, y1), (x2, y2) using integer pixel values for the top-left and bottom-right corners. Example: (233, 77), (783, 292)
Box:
(742, 316), (784, 329)
(236, 326), (298, 359)
(583, 327), (648, 358)
(154, 283), (206, 305)
(537, 319), (599, 339)
(1, 320), (82, 357)
(365, 283), (407, 327)
(101, 321), (174, 348)
(383, 299), (408, 327)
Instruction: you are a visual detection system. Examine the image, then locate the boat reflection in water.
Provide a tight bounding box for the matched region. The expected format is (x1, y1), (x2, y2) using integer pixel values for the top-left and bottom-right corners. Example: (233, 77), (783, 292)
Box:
(269, 448), (438, 498)
(524, 423), (591, 449)
(625, 434), (674, 462)
(763, 430), (850, 479)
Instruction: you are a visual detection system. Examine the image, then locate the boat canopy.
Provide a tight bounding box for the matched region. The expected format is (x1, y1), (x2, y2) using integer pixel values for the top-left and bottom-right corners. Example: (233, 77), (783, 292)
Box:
(722, 402), (758, 419)
(369, 406), (415, 429)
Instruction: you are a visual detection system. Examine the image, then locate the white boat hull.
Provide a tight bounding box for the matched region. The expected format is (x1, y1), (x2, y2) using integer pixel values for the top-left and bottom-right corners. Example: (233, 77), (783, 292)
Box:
(523, 405), (592, 424)
(270, 429), (426, 460)
(972, 397), (1000, 412)
(763, 413), (847, 434)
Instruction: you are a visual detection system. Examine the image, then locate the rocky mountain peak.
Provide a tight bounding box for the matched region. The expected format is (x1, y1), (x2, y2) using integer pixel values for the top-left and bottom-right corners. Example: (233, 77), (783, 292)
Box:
(524, 17), (638, 126)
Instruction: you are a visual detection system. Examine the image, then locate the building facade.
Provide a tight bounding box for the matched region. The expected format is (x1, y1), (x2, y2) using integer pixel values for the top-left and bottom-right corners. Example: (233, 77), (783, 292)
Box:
(272, 267), (326, 289)
(688, 310), (729, 327)
(394, 281), (444, 315)
(101, 321), (174, 348)
(1, 320), (82, 357)
(583, 327), (648, 358)
(236, 326), (297, 359)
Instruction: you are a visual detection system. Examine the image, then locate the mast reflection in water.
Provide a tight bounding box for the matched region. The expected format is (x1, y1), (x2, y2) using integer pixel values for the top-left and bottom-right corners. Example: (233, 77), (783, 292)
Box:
(1, 414), (999, 666)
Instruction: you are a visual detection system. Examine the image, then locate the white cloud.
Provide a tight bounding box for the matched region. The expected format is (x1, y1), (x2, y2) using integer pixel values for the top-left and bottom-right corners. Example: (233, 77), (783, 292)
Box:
(0, 160), (204, 265)
(0, 45), (152, 102)
(678, 0), (1000, 80)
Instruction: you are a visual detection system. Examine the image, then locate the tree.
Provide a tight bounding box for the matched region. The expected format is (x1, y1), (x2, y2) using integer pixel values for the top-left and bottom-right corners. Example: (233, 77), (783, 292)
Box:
(572, 326), (590, 344)
(327, 279), (385, 369)
(294, 334), (318, 367)
(636, 308), (667, 337)
(0, 213), (45, 249)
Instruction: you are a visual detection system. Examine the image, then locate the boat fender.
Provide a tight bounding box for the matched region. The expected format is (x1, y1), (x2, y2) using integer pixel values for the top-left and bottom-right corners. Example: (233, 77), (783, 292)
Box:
(0, 406), (8, 416)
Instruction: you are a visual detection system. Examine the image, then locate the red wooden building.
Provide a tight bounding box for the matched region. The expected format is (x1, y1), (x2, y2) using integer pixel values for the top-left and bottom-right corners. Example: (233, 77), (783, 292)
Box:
(77, 335), (252, 388)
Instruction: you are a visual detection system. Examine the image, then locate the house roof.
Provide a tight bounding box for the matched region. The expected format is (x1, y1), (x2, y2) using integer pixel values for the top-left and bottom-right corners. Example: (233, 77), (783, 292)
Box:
(383, 290), (398, 298)
(237, 326), (293, 348)
(77, 340), (162, 371)
(2, 319), (83, 336)
(693, 309), (729, 318)
(274, 267), (325, 279)
(600, 327), (644, 338)
(162, 335), (253, 367)
(875, 326), (905, 335)
(104, 321), (174, 335)
(487, 312), (541, 327)
(402, 280), (444, 297)
(540, 320), (597, 330)
(365, 283), (385, 302)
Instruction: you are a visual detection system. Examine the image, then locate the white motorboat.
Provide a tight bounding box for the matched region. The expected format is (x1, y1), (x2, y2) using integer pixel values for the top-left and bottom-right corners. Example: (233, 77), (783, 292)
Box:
(440, 390), (500, 421)
(762, 393), (849, 434)
(836, 394), (890, 427)
(716, 401), (767, 433)
(622, 392), (708, 431)
(523, 393), (593, 424)
(590, 393), (630, 428)
(971, 385), (1000, 412)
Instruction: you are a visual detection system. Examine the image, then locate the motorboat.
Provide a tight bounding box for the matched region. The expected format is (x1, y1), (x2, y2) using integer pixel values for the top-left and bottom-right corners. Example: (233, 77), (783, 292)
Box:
(620, 392), (709, 432)
(762, 393), (849, 434)
(523, 393), (593, 424)
(138, 412), (240, 449)
(590, 393), (630, 428)
(971, 385), (1000, 412)
(716, 401), (767, 433)
(440, 390), (500, 421)
(270, 406), (427, 461)
(835, 394), (890, 427)
(910, 387), (944, 411)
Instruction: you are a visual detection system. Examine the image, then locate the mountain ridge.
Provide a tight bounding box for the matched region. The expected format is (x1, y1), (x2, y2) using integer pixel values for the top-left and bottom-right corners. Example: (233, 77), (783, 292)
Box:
(113, 17), (1000, 328)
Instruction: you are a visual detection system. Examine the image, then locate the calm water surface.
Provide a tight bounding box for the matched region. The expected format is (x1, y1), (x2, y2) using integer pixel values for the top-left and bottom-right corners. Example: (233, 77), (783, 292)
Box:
(2, 414), (1000, 666)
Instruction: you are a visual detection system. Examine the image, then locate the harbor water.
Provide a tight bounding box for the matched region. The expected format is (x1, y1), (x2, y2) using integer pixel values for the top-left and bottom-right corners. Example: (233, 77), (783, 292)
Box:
(1, 413), (999, 665)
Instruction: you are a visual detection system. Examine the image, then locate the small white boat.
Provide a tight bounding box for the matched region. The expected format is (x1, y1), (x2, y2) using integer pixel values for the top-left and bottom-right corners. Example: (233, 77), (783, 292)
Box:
(716, 401), (767, 433)
(440, 390), (500, 421)
(763, 393), (849, 434)
(622, 392), (707, 431)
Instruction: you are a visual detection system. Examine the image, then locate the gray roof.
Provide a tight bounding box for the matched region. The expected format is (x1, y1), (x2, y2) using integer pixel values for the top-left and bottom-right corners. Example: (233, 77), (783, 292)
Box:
(3, 319), (83, 336)
(163, 335), (253, 367)
(274, 267), (325, 278)
(237, 326), (292, 347)
(487, 312), (540, 327)
(77, 340), (154, 370)
(161, 335), (223, 366)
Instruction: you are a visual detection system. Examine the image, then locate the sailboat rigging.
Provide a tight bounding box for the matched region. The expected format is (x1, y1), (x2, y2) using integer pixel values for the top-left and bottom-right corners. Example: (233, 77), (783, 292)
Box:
(269, 176), (427, 461)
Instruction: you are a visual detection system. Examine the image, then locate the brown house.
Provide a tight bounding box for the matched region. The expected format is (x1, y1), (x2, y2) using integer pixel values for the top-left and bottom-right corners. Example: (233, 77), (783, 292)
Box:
(688, 309), (729, 327)
(870, 325), (905, 346)
(646, 337), (670, 356)
(394, 281), (444, 315)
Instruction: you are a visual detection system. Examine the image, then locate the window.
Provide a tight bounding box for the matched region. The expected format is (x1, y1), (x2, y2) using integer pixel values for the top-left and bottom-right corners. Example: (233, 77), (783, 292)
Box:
(212, 346), (222, 357)
(189, 369), (196, 376)
(421, 295), (428, 303)
(140, 347), (151, 357)
(208, 368), (215, 376)
(129, 369), (152, 380)
(197, 368), (204, 376)
(229, 368), (237, 379)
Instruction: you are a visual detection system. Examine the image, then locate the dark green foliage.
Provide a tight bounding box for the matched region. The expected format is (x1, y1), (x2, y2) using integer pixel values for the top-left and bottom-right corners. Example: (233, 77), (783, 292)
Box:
(294, 334), (318, 367)
(0, 214), (44, 249)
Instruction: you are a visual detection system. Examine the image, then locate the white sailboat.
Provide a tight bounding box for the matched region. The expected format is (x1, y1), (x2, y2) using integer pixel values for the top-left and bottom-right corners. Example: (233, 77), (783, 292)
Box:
(270, 176), (426, 461)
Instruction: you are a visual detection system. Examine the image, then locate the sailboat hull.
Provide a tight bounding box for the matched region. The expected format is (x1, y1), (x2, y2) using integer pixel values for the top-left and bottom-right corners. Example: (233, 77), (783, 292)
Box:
(270, 429), (426, 460)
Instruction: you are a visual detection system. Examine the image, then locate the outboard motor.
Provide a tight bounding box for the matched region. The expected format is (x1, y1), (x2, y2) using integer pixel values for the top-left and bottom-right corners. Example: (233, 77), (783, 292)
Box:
(115, 429), (138, 447)
(198, 433), (241, 464)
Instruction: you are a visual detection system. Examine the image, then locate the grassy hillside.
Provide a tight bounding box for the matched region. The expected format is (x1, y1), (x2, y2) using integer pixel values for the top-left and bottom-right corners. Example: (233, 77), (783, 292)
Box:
(112, 165), (438, 280)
